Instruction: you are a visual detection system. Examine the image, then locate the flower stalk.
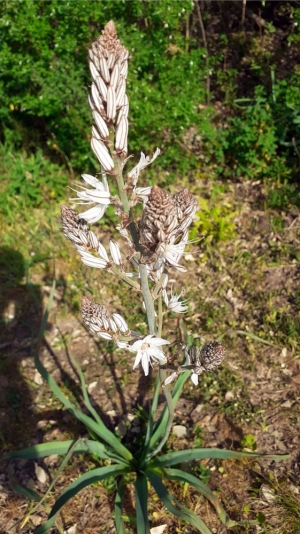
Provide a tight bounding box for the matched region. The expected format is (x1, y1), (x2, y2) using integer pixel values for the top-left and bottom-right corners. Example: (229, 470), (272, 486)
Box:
(60, 21), (219, 455)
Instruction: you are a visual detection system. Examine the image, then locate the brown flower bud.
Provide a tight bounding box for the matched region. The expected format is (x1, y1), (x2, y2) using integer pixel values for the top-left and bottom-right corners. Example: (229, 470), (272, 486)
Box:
(60, 205), (99, 250)
(199, 342), (225, 372)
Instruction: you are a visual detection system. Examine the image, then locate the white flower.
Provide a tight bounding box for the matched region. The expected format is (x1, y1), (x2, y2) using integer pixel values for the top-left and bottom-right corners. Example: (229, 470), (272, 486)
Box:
(127, 149), (161, 187)
(109, 240), (122, 266)
(153, 233), (190, 273)
(72, 173), (111, 224)
(126, 334), (169, 376)
(163, 287), (189, 313)
(163, 371), (178, 387)
(77, 248), (108, 269)
(190, 372), (199, 386)
(135, 186), (153, 205)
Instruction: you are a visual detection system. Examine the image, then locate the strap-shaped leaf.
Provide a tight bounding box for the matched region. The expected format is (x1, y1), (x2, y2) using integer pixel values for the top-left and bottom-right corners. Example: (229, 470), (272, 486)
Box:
(149, 371), (190, 449)
(10, 484), (44, 506)
(143, 375), (160, 455)
(155, 448), (289, 467)
(9, 439), (85, 532)
(146, 470), (212, 534)
(34, 283), (132, 462)
(67, 346), (105, 425)
(115, 478), (126, 534)
(135, 475), (150, 534)
(163, 469), (261, 528)
(34, 463), (130, 534)
(164, 468), (237, 527)
(5, 438), (123, 463)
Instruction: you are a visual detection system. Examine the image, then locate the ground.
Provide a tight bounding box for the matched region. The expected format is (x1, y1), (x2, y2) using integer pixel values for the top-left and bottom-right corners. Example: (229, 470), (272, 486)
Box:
(0, 176), (300, 533)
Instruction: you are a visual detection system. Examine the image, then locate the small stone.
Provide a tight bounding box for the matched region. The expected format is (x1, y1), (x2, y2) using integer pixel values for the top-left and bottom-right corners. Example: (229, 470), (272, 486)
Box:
(172, 425), (188, 438)
(150, 526), (167, 534)
(72, 329), (82, 338)
(198, 415), (211, 427)
(34, 464), (48, 484)
(276, 441), (287, 452)
(36, 420), (48, 429)
(34, 371), (43, 386)
(107, 410), (117, 417)
(87, 381), (98, 393)
(43, 455), (59, 467)
(261, 485), (275, 503)
(211, 414), (219, 425)
(206, 440), (218, 447)
(64, 525), (77, 534)
(281, 348), (287, 358)
(127, 413), (135, 422)
(82, 359), (89, 365)
(225, 391), (234, 401)
(30, 515), (43, 527)
(281, 400), (293, 408)
(116, 420), (127, 438)
(184, 253), (196, 262)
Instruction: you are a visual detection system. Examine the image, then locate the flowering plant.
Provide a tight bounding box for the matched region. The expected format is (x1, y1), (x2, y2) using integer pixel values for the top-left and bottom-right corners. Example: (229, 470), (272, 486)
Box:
(6, 22), (288, 534)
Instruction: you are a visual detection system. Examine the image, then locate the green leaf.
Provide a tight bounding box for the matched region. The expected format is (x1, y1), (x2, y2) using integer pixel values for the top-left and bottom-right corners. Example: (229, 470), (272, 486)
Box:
(115, 478), (126, 534)
(144, 374), (160, 453)
(34, 464), (130, 534)
(66, 346), (104, 428)
(135, 475), (150, 534)
(219, 328), (281, 349)
(34, 283), (132, 463)
(5, 438), (123, 462)
(164, 468), (237, 527)
(146, 470), (212, 534)
(8, 439), (86, 532)
(155, 448), (290, 467)
(10, 484), (43, 505)
(149, 371), (190, 449)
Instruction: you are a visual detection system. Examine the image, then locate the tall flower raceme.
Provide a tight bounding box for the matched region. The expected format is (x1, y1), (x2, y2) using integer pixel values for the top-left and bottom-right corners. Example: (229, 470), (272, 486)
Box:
(60, 20), (205, 382)
(7, 21), (289, 534)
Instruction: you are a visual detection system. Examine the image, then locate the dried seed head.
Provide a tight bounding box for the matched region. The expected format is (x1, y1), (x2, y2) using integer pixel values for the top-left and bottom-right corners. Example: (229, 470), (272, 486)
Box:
(173, 188), (198, 219)
(199, 342), (225, 372)
(61, 205), (99, 250)
(138, 186), (197, 271)
(139, 186), (177, 251)
(81, 296), (130, 340)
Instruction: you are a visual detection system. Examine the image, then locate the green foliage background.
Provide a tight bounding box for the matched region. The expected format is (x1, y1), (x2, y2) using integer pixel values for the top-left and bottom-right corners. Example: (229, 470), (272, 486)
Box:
(1, 0), (300, 211)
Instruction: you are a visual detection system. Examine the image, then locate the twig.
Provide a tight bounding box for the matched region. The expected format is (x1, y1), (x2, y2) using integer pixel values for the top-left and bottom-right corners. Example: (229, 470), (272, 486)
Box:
(185, 11), (190, 53)
(242, 0), (246, 30)
(292, 137), (300, 163)
(195, 0), (210, 105)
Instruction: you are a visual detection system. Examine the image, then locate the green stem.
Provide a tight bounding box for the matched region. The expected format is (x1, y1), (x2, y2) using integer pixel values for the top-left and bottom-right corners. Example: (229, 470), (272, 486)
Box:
(153, 272), (168, 297)
(139, 264), (156, 335)
(147, 294), (174, 458)
(157, 293), (163, 338)
(113, 156), (140, 250)
(111, 147), (175, 457)
(111, 265), (140, 290)
(148, 373), (174, 459)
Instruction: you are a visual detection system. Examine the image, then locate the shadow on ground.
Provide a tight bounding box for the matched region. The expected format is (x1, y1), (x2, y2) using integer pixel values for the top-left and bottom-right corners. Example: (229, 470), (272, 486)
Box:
(0, 247), (44, 453)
